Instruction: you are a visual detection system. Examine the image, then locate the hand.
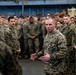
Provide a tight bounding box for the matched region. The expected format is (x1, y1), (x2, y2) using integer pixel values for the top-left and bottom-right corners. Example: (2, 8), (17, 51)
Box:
(30, 36), (35, 39)
(30, 53), (38, 60)
(16, 50), (21, 54)
(74, 46), (76, 49)
(18, 36), (21, 39)
(38, 52), (50, 62)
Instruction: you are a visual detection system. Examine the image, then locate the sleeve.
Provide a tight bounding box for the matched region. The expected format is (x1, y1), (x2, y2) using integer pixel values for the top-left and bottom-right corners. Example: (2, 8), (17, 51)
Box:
(4, 29), (20, 52)
(37, 49), (44, 57)
(23, 23), (30, 39)
(50, 34), (67, 61)
(34, 22), (42, 37)
(4, 30), (14, 50)
(73, 27), (76, 47)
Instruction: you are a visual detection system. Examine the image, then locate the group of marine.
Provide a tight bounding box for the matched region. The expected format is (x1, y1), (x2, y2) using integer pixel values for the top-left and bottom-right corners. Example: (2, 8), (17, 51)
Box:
(0, 9), (76, 75)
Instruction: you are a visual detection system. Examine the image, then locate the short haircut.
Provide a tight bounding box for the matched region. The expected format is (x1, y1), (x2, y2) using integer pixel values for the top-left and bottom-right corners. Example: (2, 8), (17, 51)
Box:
(8, 16), (14, 22)
(59, 12), (65, 18)
(45, 18), (55, 24)
(54, 12), (60, 16)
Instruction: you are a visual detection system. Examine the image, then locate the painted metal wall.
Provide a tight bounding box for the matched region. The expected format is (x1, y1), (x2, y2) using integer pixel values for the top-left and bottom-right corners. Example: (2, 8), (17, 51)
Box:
(0, 5), (76, 17)
(0, 0), (76, 6)
(0, 0), (76, 17)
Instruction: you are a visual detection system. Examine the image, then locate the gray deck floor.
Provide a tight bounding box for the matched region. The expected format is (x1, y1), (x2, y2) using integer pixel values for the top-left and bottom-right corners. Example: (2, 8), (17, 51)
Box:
(0, 59), (45, 75)
(19, 59), (45, 75)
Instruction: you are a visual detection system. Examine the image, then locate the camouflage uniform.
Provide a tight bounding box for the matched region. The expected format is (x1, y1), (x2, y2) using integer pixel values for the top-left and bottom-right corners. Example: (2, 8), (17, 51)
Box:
(67, 23), (76, 74)
(58, 22), (76, 75)
(14, 23), (22, 38)
(4, 26), (20, 54)
(60, 23), (73, 74)
(15, 23), (26, 58)
(24, 21), (40, 55)
(0, 41), (22, 75)
(59, 23), (69, 36)
(38, 30), (67, 75)
(23, 22), (29, 57)
(0, 24), (5, 42)
(37, 21), (46, 51)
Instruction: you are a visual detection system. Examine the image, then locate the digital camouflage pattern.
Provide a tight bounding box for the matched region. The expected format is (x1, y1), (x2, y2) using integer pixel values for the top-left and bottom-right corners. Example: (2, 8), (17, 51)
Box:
(66, 23), (76, 74)
(14, 23), (22, 38)
(23, 21), (40, 54)
(0, 25), (5, 42)
(69, 23), (76, 47)
(4, 26), (20, 53)
(38, 30), (67, 75)
(24, 22), (40, 39)
(59, 23), (69, 36)
(59, 22), (76, 74)
(0, 41), (22, 75)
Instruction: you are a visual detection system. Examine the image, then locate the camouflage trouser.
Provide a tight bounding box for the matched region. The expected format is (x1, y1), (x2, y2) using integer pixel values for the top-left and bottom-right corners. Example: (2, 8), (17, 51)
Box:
(28, 38), (40, 55)
(66, 46), (76, 74)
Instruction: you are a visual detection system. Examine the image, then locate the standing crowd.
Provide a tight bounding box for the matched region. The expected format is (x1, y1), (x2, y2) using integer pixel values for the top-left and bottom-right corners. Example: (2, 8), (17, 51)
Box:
(0, 9), (76, 75)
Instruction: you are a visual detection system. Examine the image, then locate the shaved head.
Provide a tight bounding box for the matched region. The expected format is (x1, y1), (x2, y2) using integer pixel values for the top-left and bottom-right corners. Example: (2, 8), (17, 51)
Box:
(45, 18), (55, 24)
